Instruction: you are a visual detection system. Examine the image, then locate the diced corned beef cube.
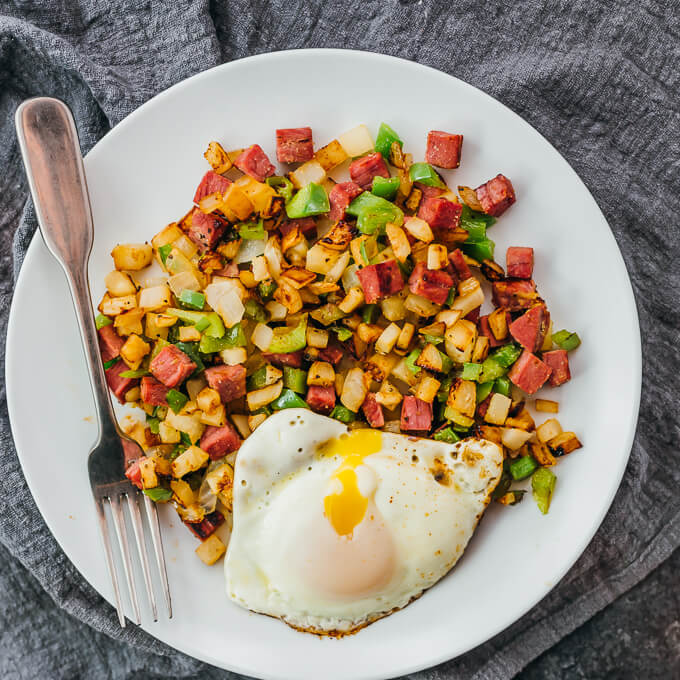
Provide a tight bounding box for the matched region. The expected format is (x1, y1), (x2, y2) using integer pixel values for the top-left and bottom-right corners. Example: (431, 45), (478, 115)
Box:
(200, 423), (241, 460)
(509, 305), (550, 353)
(475, 174), (516, 217)
(418, 197), (462, 230)
(400, 396), (433, 432)
(506, 247), (534, 279)
(349, 152), (390, 190)
(317, 344), (344, 366)
(328, 181), (363, 221)
(98, 325), (124, 363)
(415, 183), (445, 198)
(478, 315), (505, 347)
(464, 307), (481, 323)
(357, 260), (404, 304)
(508, 350), (552, 394)
(185, 510), (225, 539)
(125, 458), (143, 489)
(188, 208), (226, 252)
(408, 262), (454, 305)
(204, 364), (246, 403)
(280, 217), (317, 240)
(449, 248), (472, 280)
(306, 385), (336, 415)
(492, 280), (539, 312)
(121, 438), (142, 467)
(362, 393), (385, 428)
(193, 170), (232, 204)
(234, 144), (275, 182)
(262, 351), (304, 368)
(140, 376), (169, 406)
(150, 345), (197, 388)
(542, 349), (571, 387)
(106, 360), (139, 403)
(276, 127), (314, 164)
(425, 130), (463, 169)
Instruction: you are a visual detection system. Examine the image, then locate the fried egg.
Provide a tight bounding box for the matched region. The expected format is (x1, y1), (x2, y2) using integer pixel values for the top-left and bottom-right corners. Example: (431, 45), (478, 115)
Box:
(224, 409), (503, 635)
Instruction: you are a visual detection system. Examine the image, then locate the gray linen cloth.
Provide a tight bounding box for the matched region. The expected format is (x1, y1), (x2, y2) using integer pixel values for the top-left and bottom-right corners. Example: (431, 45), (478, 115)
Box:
(1, 1), (679, 678)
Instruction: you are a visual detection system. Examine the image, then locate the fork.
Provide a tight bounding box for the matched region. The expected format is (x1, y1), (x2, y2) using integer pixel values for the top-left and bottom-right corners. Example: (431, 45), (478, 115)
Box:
(15, 97), (172, 627)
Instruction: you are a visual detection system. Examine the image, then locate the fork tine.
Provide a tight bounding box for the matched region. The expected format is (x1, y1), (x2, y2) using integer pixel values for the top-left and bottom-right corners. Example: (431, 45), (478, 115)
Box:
(94, 497), (127, 628)
(109, 494), (141, 625)
(144, 495), (173, 618)
(127, 491), (158, 621)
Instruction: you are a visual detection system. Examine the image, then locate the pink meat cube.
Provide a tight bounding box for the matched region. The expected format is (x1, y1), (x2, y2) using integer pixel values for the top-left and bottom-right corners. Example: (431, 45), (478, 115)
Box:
(508, 350), (552, 394)
(448, 248), (472, 281)
(542, 349), (571, 387)
(400, 396), (432, 432)
(98, 325), (124, 363)
(475, 174), (516, 217)
(188, 208), (226, 252)
(262, 351), (304, 368)
(204, 365), (246, 403)
(356, 260), (404, 304)
(506, 247), (534, 279)
(306, 385), (336, 415)
(150, 345), (197, 388)
(234, 144), (276, 182)
(408, 262), (454, 305)
(276, 127), (314, 164)
(425, 131), (463, 169)
(193, 170), (232, 204)
(105, 359), (139, 403)
(328, 181), (363, 221)
(418, 197), (463, 230)
(362, 393), (385, 428)
(200, 424), (241, 460)
(349, 152), (390, 190)
(140, 376), (169, 406)
(185, 510), (225, 539)
(509, 305), (550, 353)
(491, 280), (539, 312)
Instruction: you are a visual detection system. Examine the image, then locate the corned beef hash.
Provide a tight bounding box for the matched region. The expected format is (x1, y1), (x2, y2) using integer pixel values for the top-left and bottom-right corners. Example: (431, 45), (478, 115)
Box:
(96, 122), (582, 611)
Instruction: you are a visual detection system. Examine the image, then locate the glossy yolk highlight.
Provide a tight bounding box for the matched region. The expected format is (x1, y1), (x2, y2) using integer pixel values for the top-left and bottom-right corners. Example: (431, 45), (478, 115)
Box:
(320, 429), (382, 537)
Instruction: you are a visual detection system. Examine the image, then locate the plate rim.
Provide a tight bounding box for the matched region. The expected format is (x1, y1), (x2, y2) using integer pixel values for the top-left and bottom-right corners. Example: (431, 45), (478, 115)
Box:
(5, 48), (642, 679)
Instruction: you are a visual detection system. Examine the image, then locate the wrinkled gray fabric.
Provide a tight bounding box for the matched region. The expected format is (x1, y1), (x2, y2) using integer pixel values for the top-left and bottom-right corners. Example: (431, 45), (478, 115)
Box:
(1, 2), (678, 679)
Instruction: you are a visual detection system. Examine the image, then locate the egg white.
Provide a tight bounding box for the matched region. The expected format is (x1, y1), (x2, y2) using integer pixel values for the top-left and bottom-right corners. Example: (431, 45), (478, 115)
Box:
(224, 409), (503, 635)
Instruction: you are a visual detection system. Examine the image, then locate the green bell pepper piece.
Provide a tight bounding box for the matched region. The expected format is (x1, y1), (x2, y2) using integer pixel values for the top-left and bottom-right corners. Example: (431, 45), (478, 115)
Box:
(371, 176), (400, 200)
(405, 348), (422, 374)
(436, 375), (453, 403)
(552, 329), (581, 351)
(178, 289), (205, 310)
(333, 326), (352, 342)
(166, 308), (225, 338)
(247, 366), (268, 391)
(408, 162), (446, 189)
(244, 299), (268, 322)
(283, 366), (308, 394)
(266, 176), (294, 202)
(258, 280), (277, 301)
(286, 182), (329, 218)
(510, 455), (539, 481)
(461, 363), (483, 380)
(119, 369), (150, 379)
(476, 380), (494, 403)
(198, 323), (246, 353)
(491, 469), (512, 499)
(532, 467), (557, 514)
(461, 219), (487, 243)
(166, 389), (188, 414)
(103, 357), (119, 370)
(494, 376), (511, 397)
(143, 487), (173, 502)
(330, 405), (356, 424)
(95, 313), (112, 329)
(268, 315), (307, 353)
(460, 204), (496, 229)
(492, 343), (522, 368)
(146, 416), (160, 434)
(433, 427), (461, 444)
(238, 219), (265, 240)
(477, 356), (507, 383)
(271, 388), (309, 411)
(158, 243), (172, 265)
(362, 304), (379, 324)
(346, 192), (404, 235)
(194, 317), (210, 333)
(375, 122), (402, 160)
(443, 406), (475, 428)
(462, 238), (495, 262)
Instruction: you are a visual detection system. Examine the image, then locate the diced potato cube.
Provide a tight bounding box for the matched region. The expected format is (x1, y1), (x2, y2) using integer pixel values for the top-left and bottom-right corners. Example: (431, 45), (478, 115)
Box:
(195, 534), (226, 566)
(306, 243), (341, 275)
(170, 479), (195, 507)
(445, 319), (478, 364)
(471, 335), (490, 363)
(105, 270), (137, 297)
(120, 334), (151, 370)
(290, 160), (326, 189)
(341, 367), (368, 412)
(252, 256), (269, 282)
(138, 284), (171, 311)
(114, 308), (145, 336)
(477, 424), (503, 445)
(173, 234), (198, 259)
(529, 440), (556, 466)
(375, 323), (401, 355)
(338, 286), (365, 314)
(338, 124), (374, 156)
(315, 139), (348, 171)
(205, 463), (235, 509)
(247, 380), (283, 411)
(111, 243), (153, 271)
(251, 323), (274, 351)
(171, 445), (209, 478)
(198, 191), (223, 214)
(159, 420), (180, 444)
(99, 293), (137, 317)
(380, 293), (407, 321)
(484, 393), (512, 425)
(152, 223), (183, 250)
(350, 235), (378, 267)
(248, 413), (267, 431)
(324, 251), (351, 284)
(505, 406), (536, 432)
(404, 293), (441, 317)
(179, 326), (201, 342)
(306, 326), (329, 349)
(150, 453), (172, 476)
(535, 399), (559, 413)
(414, 373), (441, 404)
(386, 223), (411, 263)
(547, 431), (582, 456)
(416, 343), (443, 372)
(390, 356), (418, 386)
(436, 309), (462, 328)
(273, 280), (303, 315)
(375, 380), (403, 409)
(196, 387), (221, 414)
(220, 347), (247, 365)
(501, 427), (533, 451)
(221, 184), (253, 222)
(447, 378), (477, 418)
(215, 289), (245, 328)
(164, 411), (205, 444)
(358, 323), (382, 344)
(488, 307), (508, 340)
(537, 418), (563, 443)
(204, 141), (232, 173)
(451, 278), (484, 317)
(411, 241), (429, 263)
(396, 322), (415, 351)
(234, 176), (277, 215)
(239, 271), (258, 290)
(427, 244), (448, 270)
(138, 457), (158, 489)
(229, 414), (250, 439)
(403, 216), (433, 243)
(364, 353), (399, 382)
(124, 386), (140, 402)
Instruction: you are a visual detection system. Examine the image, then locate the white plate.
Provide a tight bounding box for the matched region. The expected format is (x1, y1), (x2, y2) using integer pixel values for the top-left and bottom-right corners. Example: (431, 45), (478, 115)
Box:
(6, 50), (641, 680)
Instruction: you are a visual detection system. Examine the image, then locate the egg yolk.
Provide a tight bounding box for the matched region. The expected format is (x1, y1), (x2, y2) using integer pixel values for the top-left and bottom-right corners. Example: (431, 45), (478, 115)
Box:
(320, 429), (382, 537)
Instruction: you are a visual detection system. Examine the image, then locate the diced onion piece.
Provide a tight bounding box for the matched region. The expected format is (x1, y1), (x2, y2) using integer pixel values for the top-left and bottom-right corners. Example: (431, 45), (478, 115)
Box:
(152, 224), (183, 250)
(306, 243), (341, 275)
(173, 234), (198, 259)
(215, 289), (245, 328)
(380, 293), (407, 322)
(289, 160), (327, 189)
(404, 293), (441, 317)
(340, 367), (368, 412)
(382, 420), (401, 434)
(251, 323), (274, 351)
(171, 445), (209, 478)
(396, 322), (415, 350)
(307, 327), (329, 349)
(403, 216), (433, 243)
(159, 421), (180, 444)
(265, 300), (287, 322)
(248, 413), (267, 431)
(375, 323), (401, 355)
(341, 263), (361, 292)
(390, 356), (418, 386)
(385, 223), (411, 263)
(199, 405), (226, 427)
(230, 414), (251, 439)
(236, 237), (266, 264)
(537, 418), (563, 443)
(251, 255), (270, 281)
(338, 125), (374, 156)
(168, 270), (201, 296)
(196, 387), (221, 413)
(338, 286), (364, 314)
(179, 326), (201, 342)
(375, 380), (403, 409)
(501, 427), (533, 450)
(436, 309), (462, 328)
(198, 191), (224, 214)
(264, 236), (284, 280)
(247, 380), (283, 411)
(220, 347), (247, 365)
(138, 284), (171, 311)
(427, 244), (448, 270)
(205, 280), (245, 308)
(164, 411), (205, 445)
(325, 251), (350, 284)
(484, 393), (512, 425)
(105, 270), (137, 297)
(458, 185), (484, 212)
(307, 361), (335, 387)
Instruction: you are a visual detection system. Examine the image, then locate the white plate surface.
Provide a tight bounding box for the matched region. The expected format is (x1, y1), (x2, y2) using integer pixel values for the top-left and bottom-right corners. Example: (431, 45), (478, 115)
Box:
(6, 50), (641, 680)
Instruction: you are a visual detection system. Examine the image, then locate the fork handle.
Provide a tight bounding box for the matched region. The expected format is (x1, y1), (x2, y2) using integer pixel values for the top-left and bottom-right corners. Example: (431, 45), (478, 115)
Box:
(15, 98), (120, 446)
